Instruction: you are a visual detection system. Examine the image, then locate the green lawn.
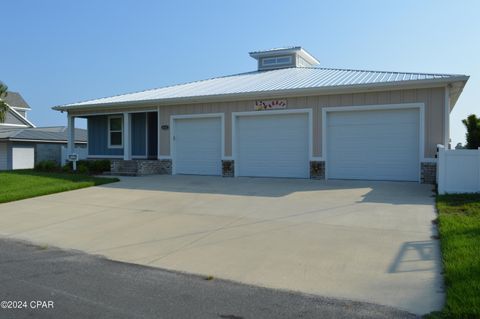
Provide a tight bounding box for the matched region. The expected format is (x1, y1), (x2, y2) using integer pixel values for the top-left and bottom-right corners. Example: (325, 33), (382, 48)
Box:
(0, 170), (119, 204)
(431, 194), (480, 318)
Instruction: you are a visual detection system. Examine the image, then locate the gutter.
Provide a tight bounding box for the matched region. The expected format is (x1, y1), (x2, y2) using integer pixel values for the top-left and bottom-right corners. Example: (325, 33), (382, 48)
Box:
(3, 138), (87, 144)
(52, 75), (470, 112)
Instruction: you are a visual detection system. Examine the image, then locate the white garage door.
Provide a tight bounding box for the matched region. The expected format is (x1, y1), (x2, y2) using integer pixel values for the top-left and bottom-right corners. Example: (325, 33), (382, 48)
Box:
(327, 108), (419, 181)
(235, 113), (309, 178)
(173, 117), (222, 175)
(12, 146), (35, 170)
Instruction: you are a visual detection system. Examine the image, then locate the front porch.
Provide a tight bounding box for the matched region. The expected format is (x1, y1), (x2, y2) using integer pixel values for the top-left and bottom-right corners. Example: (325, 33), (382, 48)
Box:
(67, 110), (159, 161)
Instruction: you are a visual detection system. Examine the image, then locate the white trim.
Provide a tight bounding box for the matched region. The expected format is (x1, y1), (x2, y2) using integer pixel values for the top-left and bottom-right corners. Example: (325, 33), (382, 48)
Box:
(222, 156), (234, 160)
(132, 155), (148, 159)
(170, 112), (225, 175)
(11, 106), (31, 111)
(0, 123), (29, 127)
(70, 109), (158, 117)
(231, 108), (313, 177)
(322, 102), (425, 182)
(310, 156), (324, 161)
(444, 86), (450, 148)
(5, 104), (36, 128)
(6, 139), (86, 144)
(87, 155), (123, 159)
(107, 115), (123, 149)
(158, 155), (172, 160)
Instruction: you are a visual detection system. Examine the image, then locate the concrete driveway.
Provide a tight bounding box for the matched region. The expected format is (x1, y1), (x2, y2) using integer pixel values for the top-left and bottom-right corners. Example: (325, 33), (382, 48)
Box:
(0, 175), (443, 315)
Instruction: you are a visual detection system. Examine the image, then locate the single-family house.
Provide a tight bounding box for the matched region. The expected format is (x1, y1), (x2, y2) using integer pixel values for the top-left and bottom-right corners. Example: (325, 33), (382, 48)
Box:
(53, 47), (469, 183)
(0, 92), (87, 170)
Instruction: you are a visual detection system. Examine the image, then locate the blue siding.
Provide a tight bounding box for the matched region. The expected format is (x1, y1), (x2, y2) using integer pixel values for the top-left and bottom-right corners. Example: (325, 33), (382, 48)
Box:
(6, 142), (12, 170)
(147, 112), (158, 158)
(131, 113), (146, 156)
(87, 116), (123, 156)
(87, 114), (148, 157)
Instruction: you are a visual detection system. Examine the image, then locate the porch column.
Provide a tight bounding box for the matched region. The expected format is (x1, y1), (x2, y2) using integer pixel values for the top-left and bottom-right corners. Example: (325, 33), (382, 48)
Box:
(123, 112), (131, 160)
(67, 114), (75, 154)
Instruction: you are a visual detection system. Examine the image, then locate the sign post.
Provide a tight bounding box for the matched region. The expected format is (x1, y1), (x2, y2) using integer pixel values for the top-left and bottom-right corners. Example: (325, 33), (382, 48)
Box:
(68, 154), (78, 171)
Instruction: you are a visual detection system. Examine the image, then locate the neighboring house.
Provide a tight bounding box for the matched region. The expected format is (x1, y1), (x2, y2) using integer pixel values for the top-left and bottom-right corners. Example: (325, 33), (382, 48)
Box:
(0, 92), (36, 128)
(53, 47), (469, 183)
(0, 92), (87, 170)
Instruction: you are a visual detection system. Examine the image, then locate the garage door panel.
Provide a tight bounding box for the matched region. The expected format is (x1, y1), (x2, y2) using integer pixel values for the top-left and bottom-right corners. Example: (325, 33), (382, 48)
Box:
(327, 109), (419, 181)
(236, 113), (309, 178)
(174, 117), (221, 176)
(12, 146), (34, 170)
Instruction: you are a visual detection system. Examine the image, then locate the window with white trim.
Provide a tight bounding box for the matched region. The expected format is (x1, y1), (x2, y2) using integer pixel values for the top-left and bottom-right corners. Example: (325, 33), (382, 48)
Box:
(261, 55), (292, 67)
(108, 116), (123, 148)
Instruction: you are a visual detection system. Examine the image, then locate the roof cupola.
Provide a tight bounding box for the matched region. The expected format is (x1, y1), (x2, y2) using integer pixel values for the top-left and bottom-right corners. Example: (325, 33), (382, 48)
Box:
(249, 46), (320, 71)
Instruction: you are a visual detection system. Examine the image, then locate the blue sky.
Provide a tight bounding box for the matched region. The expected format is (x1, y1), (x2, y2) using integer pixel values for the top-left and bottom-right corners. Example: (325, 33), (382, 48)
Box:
(2, 0), (479, 145)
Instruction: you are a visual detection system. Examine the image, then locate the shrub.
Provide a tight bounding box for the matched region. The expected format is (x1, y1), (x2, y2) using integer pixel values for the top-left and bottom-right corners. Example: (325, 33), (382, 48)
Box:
(62, 164), (72, 173)
(76, 163), (89, 175)
(35, 160), (60, 172)
(64, 160), (111, 175)
(90, 160), (111, 173)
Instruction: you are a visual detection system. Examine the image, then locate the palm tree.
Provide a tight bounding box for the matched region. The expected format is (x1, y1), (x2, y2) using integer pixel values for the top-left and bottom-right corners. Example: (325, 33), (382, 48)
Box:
(0, 82), (8, 123)
(462, 114), (480, 149)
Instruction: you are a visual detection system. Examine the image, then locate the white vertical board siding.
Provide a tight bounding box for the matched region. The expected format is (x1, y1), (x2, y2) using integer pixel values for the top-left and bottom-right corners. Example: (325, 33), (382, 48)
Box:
(12, 146), (35, 169)
(0, 143), (7, 170)
(327, 109), (419, 181)
(235, 113), (309, 178)
(173, 117), (222, 175)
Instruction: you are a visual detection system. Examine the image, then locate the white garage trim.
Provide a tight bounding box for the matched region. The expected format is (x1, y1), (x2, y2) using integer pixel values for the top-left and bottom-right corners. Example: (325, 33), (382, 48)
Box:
(322, 103), (425, 181)
(232, 108), (313, 177)
(170, 113), (224, 175)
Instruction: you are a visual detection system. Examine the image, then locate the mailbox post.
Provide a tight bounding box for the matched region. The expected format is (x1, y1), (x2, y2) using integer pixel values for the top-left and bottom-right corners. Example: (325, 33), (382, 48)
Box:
(68, 154), (78, 171)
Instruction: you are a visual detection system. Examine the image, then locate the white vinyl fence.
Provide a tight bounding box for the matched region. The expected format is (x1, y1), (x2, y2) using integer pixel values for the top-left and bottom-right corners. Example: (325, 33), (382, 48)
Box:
(437, 145), (480, 194)
(61, 146), (88, 165)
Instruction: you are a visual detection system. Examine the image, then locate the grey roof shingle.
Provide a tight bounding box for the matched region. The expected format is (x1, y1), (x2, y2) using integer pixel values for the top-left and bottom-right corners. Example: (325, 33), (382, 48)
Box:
(3, 92), (31, 109)
(0, 126), (87, 143)
(56, 66), (468, 109)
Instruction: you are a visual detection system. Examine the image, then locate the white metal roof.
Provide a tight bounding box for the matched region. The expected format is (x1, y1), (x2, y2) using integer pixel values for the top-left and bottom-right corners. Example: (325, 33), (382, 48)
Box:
(55, 66), (468, 110)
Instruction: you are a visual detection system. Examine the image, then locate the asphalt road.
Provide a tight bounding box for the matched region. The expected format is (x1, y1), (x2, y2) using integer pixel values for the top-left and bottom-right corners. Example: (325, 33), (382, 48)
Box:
(0, 239), (417, 319)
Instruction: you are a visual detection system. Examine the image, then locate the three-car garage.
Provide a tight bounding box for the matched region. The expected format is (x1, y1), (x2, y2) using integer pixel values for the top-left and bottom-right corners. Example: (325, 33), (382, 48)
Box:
(170, 105), (423, 182)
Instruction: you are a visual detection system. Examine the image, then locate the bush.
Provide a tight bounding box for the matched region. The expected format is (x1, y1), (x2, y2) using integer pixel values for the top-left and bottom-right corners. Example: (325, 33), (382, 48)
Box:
(76, 163), (89, 175)
(90, 160), (111, 173)
(64, 160), (111, 175)
(35, 160), (60, 172)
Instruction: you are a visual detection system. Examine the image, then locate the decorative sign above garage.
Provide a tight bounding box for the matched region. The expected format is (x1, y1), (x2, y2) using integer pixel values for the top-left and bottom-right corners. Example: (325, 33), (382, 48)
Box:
(254, 99), (287, 111)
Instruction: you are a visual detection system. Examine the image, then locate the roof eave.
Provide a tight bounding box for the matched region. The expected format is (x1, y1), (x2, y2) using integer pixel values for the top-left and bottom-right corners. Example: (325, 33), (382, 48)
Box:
(3, 138), (87, 144)
(6, 105), (36, 128)
(53, 76), (469, 113)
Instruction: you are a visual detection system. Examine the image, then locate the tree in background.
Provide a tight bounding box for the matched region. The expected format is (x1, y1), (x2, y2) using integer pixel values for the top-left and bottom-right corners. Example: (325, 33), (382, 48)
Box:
(0, 82), (8, 123)
(462, 114), (480, 149)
